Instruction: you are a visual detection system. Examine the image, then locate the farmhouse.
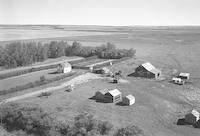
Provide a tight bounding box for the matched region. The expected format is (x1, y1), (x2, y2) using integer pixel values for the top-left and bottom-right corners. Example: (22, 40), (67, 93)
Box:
(135, 62), (161, 78)
(95, 89), (109, 101)
(122, 94), (135, 105)
(105, 89), (122, 103)
(185, 109), (200, 124)
(57, 62), (72, 73)
(179, 72), (190, 80)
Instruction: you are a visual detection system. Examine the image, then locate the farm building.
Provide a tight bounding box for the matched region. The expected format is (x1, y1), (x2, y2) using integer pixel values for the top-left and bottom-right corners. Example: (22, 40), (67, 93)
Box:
(57, 62), (72, 73)
(122, 94), (135, 105)
(185, 109), (200, 124)
(134, 62), (161, 78)
(105, 89), (122, 103)
(94, 67), (110, 74)
(172, 77), (185, 85)
(179, 72), (190, 80)
(95, 89), (109, 101)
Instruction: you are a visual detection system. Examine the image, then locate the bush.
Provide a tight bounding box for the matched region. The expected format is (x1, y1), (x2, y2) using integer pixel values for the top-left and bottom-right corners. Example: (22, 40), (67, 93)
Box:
(0, 103), (54, 136)
(70, 113), (113, 136)
(40, 76), (46, 82)
(114, 125), (145, 136)
(38, 92), (52, 97)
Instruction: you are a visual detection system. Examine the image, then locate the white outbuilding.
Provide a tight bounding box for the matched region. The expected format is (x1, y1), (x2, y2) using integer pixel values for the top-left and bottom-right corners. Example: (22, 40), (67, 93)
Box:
(57, 62), (72, 73)
(185, 109), (200, 124)
(179, 72), (190, 80)
(105, 89), (122, 103)
(122, 94), (135, 105)
(172, 77), (185, 85)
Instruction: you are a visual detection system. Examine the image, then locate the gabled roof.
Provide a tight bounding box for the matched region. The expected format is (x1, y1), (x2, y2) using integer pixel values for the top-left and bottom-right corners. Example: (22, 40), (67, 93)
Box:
(190, 109), (200, 118)
(125, 94), (135, 100)
(141, 62), (156, 71)
(59, 62), (71, 68)
(141, 62), (160, 74)
(97, 89), (109, 95)
(106, 89), (121, 97)
(172, 77), (181, 81)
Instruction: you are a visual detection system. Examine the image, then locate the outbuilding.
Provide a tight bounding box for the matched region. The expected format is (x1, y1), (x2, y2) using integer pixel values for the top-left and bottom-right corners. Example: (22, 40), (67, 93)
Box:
(185, 109), (200, 124)
(134, 62), (161, 78)
(172, 77), (185, 85)
(105, 89), (122, 103)
(94, 67), (110, 74)
(95, 89), (109, 101)
(57, 62), (72, 73)
(122, 94), (135, 105)
(179, 72), (190, 80)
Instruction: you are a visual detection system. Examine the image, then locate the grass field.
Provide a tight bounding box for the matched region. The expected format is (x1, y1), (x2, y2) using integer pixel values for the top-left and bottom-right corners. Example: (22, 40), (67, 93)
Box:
(1, 25), (200, 136)
(0, 68), (60, 91)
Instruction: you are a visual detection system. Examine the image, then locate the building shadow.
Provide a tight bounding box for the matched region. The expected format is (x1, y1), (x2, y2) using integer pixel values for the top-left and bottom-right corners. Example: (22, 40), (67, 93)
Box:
(177, 118), (191, 125)
(115, 101), (127, 106)
(89, 96), (110, 103)
(127, 72), (138, 77)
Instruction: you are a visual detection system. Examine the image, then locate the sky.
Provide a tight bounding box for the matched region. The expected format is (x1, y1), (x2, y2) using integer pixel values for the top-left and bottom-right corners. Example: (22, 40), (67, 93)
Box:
(0, 0), (200, 26)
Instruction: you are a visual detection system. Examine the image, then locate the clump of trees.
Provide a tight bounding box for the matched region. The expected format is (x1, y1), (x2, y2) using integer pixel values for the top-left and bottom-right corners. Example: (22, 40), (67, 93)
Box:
(0, 103), (145, 136)
(0, 41), (136, 68)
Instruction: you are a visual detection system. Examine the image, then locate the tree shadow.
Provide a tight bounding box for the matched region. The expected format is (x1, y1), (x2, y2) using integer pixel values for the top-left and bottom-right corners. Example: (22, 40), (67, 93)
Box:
(49, 71), (59, 74)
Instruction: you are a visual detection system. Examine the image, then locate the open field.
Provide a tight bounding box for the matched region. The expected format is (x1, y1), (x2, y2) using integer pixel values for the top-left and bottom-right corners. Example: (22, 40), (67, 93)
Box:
(1, 25), (200, 136)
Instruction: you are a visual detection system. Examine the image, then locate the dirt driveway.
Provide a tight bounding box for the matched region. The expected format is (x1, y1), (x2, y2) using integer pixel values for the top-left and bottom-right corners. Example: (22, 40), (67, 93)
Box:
(0, 73), (101, 105)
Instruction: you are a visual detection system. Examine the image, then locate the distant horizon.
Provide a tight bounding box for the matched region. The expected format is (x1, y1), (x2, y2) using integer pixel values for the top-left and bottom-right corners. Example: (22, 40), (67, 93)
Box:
(1, 0), (200, 26)
(1, 24), (200, 27)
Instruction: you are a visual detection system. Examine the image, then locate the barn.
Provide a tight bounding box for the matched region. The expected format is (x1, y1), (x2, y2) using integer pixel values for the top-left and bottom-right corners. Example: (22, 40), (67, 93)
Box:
(122, 94), (135, 105)
(185, 109), (200, 124)
(95, 89), (109, 101)
(135, 62), (161, 78)
(57, 62), (72, 73)
(105, 89), (122, 103)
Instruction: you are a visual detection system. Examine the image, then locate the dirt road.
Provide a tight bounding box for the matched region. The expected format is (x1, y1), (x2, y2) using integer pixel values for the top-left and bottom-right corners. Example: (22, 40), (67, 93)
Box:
(0, 73), (101, 105)
(0, 57), (83, 75)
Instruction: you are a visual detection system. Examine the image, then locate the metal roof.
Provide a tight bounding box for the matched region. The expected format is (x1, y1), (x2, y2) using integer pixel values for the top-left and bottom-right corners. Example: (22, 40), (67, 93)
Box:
(97, 89), (109, 95)
(179, 72), (190, 77)
(141, 62), (160, 74)
(107, 89), (121, 97)
(59, 62), (71, 67)
(190, 109), (200, 118)
(141, 62), (156, 71)
(125, 94), (135, 100)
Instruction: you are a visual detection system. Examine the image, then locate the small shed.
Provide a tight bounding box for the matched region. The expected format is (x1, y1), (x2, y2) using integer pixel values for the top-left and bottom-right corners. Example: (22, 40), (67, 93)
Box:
(105, 89), (122, 103)
(179, 73), (190, 80)
(94, 67), (110, 74)
(95, 89), (109, 101)
(135, 62), (161, 78)
(172, 77), (185, 85)
(185, 109), (200, 124)
(57, 62), (72, 73)
(122, 94), (135, 105)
